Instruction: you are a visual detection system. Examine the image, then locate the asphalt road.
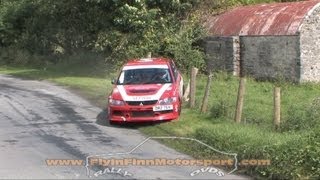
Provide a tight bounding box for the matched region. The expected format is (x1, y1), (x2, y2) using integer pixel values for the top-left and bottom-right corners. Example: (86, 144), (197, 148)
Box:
(0, 74), (245, 179)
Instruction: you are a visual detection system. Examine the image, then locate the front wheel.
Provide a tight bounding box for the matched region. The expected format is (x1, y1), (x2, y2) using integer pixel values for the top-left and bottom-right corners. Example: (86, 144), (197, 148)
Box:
(109, 120), (116, 125)
(178, 99), (182, 115)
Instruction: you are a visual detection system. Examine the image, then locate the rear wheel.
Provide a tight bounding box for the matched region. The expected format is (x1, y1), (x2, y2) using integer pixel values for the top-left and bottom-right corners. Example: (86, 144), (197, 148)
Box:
(182, 84), (185, 96)
(178, 99), (182, 115)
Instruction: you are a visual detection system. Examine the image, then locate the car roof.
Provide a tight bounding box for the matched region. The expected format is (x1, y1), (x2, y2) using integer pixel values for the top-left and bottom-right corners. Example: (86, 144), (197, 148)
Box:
(125, 58), (171, 66)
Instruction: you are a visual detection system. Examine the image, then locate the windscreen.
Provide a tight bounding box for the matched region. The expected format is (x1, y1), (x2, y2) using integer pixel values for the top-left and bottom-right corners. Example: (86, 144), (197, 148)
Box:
(117, 68), (172, 85)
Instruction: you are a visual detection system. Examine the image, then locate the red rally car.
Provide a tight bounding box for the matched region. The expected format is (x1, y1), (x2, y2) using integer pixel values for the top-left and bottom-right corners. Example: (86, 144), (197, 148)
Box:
(108, 57), (184, 123)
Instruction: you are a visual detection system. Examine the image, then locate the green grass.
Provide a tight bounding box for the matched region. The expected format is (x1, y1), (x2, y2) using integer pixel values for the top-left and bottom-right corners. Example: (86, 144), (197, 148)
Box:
(139, 73), (320, 178)
(1, 63), (320, 179)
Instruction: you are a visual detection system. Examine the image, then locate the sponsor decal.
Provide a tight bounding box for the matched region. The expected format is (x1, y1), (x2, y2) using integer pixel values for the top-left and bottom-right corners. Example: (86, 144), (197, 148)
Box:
(117, 84), (171, 101)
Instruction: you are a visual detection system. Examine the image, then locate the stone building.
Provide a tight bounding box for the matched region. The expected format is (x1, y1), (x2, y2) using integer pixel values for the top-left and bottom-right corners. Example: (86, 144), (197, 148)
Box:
(204, 0), (320, 82)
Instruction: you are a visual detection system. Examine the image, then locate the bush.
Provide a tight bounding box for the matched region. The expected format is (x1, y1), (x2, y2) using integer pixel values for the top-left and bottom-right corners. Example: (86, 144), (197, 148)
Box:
(282, 105), (309, 131)
(282, 97), (320, 132)
(0, 47), (47, 67)
(307, 98), (320, 124)
(210, 99), (230, 118)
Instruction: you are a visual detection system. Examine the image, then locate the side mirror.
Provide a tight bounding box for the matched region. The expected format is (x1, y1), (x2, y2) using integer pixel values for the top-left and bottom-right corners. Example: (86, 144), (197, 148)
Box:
(111, 79), (116, 85)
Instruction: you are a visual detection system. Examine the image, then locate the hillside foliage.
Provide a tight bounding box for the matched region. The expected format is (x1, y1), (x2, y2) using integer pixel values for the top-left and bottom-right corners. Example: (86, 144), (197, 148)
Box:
(0, 0), (300, 70)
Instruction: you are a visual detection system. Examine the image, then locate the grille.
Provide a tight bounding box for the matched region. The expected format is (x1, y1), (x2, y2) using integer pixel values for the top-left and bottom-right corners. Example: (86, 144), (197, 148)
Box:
(131, 111), (154, 117)
(126, 100), (158, 106)
(129, 89), (156, 94)
(112, 111), (123, 116)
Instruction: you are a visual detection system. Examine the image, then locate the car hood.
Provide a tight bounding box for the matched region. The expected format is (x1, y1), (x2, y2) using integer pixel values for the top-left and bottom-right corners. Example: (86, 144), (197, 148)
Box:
(112, 84), (172, 101)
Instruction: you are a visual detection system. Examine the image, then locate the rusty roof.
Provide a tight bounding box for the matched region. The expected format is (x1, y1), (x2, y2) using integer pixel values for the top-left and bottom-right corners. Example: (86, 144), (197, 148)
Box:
(208, 0), (320, 36)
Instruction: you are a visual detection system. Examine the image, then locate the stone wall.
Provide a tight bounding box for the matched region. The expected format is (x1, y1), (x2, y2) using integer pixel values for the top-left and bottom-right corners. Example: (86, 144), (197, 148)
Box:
(299, 5), (320, 82)
(240, 36), (300, 81)
(204, 25), (320, 82)
(203, 36), (239, 74)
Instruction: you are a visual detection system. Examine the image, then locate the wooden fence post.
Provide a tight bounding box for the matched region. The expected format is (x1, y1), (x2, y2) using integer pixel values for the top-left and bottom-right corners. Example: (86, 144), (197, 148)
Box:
(201, 73), (213, 113)
(190, 67), (198, 108)
(274, 86), (281, 130)
(234, 77), (246, 123)
(183, 79), (190, 102)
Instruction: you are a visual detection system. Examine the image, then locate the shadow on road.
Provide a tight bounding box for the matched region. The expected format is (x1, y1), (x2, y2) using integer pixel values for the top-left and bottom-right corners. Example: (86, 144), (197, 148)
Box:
(96, 108), (112, 126)
(96, 109), (165, 129)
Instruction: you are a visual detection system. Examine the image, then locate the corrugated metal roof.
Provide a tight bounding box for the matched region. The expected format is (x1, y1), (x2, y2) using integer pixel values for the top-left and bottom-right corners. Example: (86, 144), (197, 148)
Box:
(208, 0), (320, 36)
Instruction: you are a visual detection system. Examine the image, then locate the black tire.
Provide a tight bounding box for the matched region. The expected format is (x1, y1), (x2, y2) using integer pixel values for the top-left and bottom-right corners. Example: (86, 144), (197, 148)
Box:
(109, 120), (116, 125)
(178, 99), (182, 115)
(182, 84), (186, 95)
(96, 108), (109, 126)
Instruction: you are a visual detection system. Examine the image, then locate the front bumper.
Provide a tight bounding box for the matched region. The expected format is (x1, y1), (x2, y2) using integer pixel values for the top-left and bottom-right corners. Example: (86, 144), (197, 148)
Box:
(108, 103), (179, 122)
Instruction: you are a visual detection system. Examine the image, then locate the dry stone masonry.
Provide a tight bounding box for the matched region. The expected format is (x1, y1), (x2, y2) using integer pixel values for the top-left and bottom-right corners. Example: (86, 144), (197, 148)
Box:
(204, 1), (320, 83)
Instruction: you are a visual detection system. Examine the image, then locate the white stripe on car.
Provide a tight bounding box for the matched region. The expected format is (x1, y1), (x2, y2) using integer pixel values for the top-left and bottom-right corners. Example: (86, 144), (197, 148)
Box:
(117, 84), (171, 101)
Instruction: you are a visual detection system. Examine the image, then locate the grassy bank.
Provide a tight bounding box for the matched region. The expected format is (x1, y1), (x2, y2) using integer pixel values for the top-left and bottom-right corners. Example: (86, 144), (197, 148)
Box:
(1, 63), (319, 179)
(0, 61), (115, 107)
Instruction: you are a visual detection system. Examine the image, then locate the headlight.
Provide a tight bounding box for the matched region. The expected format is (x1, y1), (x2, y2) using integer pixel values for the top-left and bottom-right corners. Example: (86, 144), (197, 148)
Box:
(109, 99), (125, 106)
(158, 97), (177, 105)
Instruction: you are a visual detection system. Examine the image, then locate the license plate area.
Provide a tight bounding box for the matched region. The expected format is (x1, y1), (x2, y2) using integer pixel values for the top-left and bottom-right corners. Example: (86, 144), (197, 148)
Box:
(153, 105), (173, 112)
